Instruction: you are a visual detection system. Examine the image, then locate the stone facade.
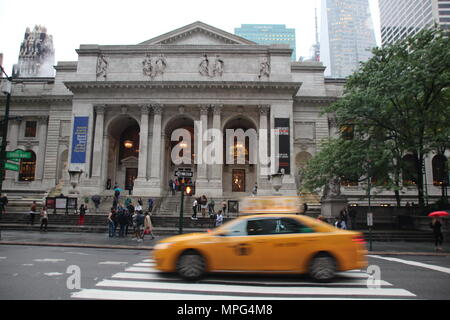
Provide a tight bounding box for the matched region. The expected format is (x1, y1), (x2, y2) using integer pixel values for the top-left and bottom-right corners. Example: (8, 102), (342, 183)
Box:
(0, 22), (447, 206)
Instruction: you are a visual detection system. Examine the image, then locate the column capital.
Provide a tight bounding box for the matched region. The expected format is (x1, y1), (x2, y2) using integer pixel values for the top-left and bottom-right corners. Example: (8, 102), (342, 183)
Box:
(211, 104), (223, 115)
(95, 105), (106, 114)
(151, 104), (163, 115)
(199, 104), (209, 115)
(36, 115), (49, 124)
(258, 104), (270, 114)
(139, 104), (151, 115)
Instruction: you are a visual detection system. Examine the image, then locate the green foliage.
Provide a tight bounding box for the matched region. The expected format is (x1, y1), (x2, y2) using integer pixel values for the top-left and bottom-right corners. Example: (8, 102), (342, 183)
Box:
(303, 27), (450, 208)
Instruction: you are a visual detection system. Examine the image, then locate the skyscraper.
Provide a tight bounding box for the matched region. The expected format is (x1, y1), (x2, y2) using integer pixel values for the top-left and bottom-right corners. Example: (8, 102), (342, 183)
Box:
(234, 24), (296, 61)
(320, 0), (377, 78)
(379, 0), (450, 46)
(13, 25), (55, 78)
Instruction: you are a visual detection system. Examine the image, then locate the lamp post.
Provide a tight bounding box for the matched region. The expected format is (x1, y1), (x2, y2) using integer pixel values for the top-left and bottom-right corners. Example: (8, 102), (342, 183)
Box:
(271, 169), (285, 195)
(0, 64), (12, 240)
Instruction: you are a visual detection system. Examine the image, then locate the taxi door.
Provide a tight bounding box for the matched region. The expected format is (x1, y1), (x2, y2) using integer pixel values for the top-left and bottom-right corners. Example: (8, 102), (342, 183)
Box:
(256, 217), (319, 271)
(206, 218), (265, 271)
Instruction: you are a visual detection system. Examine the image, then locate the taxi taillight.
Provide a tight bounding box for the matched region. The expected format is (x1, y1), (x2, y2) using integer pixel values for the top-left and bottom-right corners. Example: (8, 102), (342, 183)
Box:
(352, 236), (366, 245)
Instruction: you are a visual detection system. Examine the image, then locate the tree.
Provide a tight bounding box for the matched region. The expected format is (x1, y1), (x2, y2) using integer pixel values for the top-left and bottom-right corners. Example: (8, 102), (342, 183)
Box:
(324, 26), (450, 212)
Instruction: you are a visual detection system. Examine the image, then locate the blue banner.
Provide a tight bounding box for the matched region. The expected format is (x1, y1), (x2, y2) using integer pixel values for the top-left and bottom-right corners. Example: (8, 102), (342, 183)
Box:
(70, 116), (89, 164)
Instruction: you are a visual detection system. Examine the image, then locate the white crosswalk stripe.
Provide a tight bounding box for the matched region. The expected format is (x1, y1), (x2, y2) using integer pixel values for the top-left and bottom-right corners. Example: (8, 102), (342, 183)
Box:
(72, 258), (416, 300)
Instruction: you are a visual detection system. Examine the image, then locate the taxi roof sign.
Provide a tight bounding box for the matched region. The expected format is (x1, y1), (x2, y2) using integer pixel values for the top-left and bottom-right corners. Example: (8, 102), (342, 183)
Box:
(239, 196), (304, 215)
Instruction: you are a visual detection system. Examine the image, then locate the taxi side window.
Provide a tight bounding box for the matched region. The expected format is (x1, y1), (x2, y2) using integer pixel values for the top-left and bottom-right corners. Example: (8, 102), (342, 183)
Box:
(247, 218), (314, 235)
(280, 218), (314, 234)
(225, 219), (248, 236)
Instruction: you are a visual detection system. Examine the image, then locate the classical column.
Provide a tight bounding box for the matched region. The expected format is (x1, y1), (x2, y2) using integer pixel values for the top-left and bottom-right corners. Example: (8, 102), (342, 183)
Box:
(258, 105), (270, 178)
(91, 105), (105, 178)
(101, 133), (109, 188)
(196, 105), (209, 180)
(211, 104), (223, 180)
(149, 104), (162, 181)
(35, 116), (48, 180)
(5, 119), (21, 182)
(137, 105), (150, 180)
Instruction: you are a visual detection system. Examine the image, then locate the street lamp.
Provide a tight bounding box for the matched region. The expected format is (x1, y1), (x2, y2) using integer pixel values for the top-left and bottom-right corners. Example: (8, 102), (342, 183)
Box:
(271, 168), (285, 195)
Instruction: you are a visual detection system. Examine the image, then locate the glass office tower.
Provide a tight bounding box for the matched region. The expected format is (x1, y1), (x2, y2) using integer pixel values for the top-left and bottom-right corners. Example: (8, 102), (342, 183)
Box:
(235, 24), (297, 61)
(379, 0), (450, 46)
(320, 0), (377, 78)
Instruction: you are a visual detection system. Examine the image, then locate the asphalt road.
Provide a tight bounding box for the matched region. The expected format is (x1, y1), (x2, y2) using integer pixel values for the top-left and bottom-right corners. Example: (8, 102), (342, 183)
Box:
(1, 245), (449, 301)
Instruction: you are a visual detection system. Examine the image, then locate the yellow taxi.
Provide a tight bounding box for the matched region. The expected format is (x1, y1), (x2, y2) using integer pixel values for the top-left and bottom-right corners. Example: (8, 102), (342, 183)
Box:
(152, 213), (367, 282)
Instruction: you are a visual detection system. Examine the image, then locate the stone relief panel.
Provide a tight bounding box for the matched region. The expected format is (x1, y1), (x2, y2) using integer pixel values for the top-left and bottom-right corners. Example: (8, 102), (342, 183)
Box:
(142, 54), (167, 79)
(96, 54), (108, 80)
(199, 54), (224, 78)
(258, 56), (270, 79)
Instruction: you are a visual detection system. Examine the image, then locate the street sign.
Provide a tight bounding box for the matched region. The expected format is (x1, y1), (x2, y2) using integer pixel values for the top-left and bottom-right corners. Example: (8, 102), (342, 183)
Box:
(5, 162), (19, 171)
(367, 212), (373, 227)
(6, 149), (32, 160)
(175, 171), (193, 178)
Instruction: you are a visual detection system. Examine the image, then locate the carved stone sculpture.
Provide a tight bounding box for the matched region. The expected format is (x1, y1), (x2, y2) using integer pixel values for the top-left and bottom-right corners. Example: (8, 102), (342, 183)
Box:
(96, 54), (108, 80)
(258, 57), (270, 79)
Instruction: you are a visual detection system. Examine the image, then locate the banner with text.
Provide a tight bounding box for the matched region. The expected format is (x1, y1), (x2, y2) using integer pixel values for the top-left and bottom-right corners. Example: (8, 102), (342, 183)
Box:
(274, 118), (291, 174)
(70, 116), (89, 164)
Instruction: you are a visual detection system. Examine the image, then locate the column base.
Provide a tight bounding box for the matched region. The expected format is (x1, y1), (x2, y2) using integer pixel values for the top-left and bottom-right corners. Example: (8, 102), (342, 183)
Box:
(132, 178), (162, 197)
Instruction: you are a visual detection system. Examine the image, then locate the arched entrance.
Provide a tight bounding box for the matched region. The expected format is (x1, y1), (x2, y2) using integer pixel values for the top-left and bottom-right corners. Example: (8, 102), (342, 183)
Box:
(163, 116), (195, 193)
(223, 116), (257, 194)
(105, 115), (140, 191)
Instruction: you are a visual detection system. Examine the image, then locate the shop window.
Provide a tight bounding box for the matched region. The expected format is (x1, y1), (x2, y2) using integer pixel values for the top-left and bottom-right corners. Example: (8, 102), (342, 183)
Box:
(19, 150), (36, 181)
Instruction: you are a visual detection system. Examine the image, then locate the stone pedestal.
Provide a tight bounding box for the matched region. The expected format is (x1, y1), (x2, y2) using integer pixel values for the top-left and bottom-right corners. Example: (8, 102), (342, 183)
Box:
(320, 197), (348, 219)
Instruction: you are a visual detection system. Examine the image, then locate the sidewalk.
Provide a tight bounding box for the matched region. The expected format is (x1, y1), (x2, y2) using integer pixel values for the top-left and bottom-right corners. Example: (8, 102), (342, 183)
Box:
(0, 230), (449, 256)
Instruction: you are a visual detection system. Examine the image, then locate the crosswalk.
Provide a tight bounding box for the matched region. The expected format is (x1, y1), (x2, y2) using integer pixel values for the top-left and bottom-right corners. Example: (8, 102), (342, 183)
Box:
(71, 258), (416, 300)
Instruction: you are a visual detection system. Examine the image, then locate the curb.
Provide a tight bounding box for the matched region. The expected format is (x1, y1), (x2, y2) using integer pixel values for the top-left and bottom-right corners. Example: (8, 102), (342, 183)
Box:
(0, 241), (153, 251)
(1, 241), (449, 256)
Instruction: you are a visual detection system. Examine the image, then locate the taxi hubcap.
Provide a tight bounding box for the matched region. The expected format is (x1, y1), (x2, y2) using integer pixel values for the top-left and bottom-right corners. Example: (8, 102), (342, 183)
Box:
(310, 256), (335, 281)
(177, 253), (205, 279)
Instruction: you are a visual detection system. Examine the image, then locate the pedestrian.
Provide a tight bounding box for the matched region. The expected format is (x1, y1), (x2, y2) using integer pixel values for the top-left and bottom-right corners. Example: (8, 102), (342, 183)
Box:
(91, 195), (101, 212)
(40, 206), (48, 232)
(252, 183), (258, 196)
(147, 198), (154, 212)
(117, 206), (128, 237)
(302, 203), (308, 215)
(135, 200), (143, 215)
(78, 204), (86, 225)
(114, 203), (123, 236)
(133, 210), (144, 242)
(107, 207), (116, 237)
(208, 198), (215, 217)
(430, 217), (444, 252)
(29, 201), (37, 225)
(215, 210), (223, 227)
(0, 193), (8, 217)
(191, 198), (198, 220)
(201, 195), (208, 217)
(125, 207), (133, 236)
(222, 200), (227, 217)
(124, 197), (132, 208)
(169, 179), (174, 195)
(339, 208), (348, 227)
(335, 217), (347, 230)
(142, 211), (155, 240)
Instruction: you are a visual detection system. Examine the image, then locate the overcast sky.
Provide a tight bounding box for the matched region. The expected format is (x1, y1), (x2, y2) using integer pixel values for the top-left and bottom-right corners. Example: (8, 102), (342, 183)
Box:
(0, 0), (381, 75)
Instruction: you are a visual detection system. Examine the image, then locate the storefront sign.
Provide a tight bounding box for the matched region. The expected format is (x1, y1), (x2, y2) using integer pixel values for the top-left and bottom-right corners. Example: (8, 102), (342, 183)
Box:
(70, 116), (89, 164)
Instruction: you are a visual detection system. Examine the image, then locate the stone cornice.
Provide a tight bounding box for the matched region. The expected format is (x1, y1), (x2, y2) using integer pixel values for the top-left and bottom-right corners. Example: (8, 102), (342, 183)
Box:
(0, 94), (73, 104)
(64, 80), (302, 95)
(294, 96), (339, 104)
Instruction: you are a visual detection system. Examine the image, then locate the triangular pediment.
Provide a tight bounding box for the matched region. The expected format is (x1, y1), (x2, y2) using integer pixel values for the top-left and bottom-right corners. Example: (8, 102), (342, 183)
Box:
(139, 21), (256, 46)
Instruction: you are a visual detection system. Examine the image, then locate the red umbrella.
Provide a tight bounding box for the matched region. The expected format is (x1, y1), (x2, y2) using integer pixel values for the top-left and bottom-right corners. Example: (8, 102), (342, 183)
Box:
(428, 211), (449, 217)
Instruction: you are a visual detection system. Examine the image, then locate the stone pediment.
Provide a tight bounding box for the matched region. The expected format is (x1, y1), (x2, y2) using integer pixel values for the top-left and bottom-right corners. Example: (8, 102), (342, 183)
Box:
(139, 21), (256, 46)
(121, 156), (138, 167)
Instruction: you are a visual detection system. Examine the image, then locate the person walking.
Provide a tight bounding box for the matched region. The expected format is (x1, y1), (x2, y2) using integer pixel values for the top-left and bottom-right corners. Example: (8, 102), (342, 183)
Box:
(252, 183), (258, 196)
(201, 195), (208, 218)
(133, 210), (144, 242)
(0, 193), (8, 217)
(78, 204), (86, 225)
(222, 200), (227, 217)
(169, 179), (174, 195)
(215, 210), (223, 227)
(191, 198), (198, 220)
(117, 206), (128, 237)
(142, 211), (155, 240)
(107, 207), (116, 237)
(431, 217), (444, 252)
(208, 198), (215, 217)
(29, 201), (37, 225)
(39, 206), (48, 232)
(147, 198), (154, 213)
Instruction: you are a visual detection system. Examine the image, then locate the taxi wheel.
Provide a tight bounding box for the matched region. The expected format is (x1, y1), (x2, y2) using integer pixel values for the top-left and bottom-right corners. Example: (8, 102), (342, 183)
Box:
(309, 253), (336, 282)
(176, 250), (206, 281)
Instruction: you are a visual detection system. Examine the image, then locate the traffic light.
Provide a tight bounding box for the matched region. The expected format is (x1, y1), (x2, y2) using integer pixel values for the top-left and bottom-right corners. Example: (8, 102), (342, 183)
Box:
(185, 184), (193, 196)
